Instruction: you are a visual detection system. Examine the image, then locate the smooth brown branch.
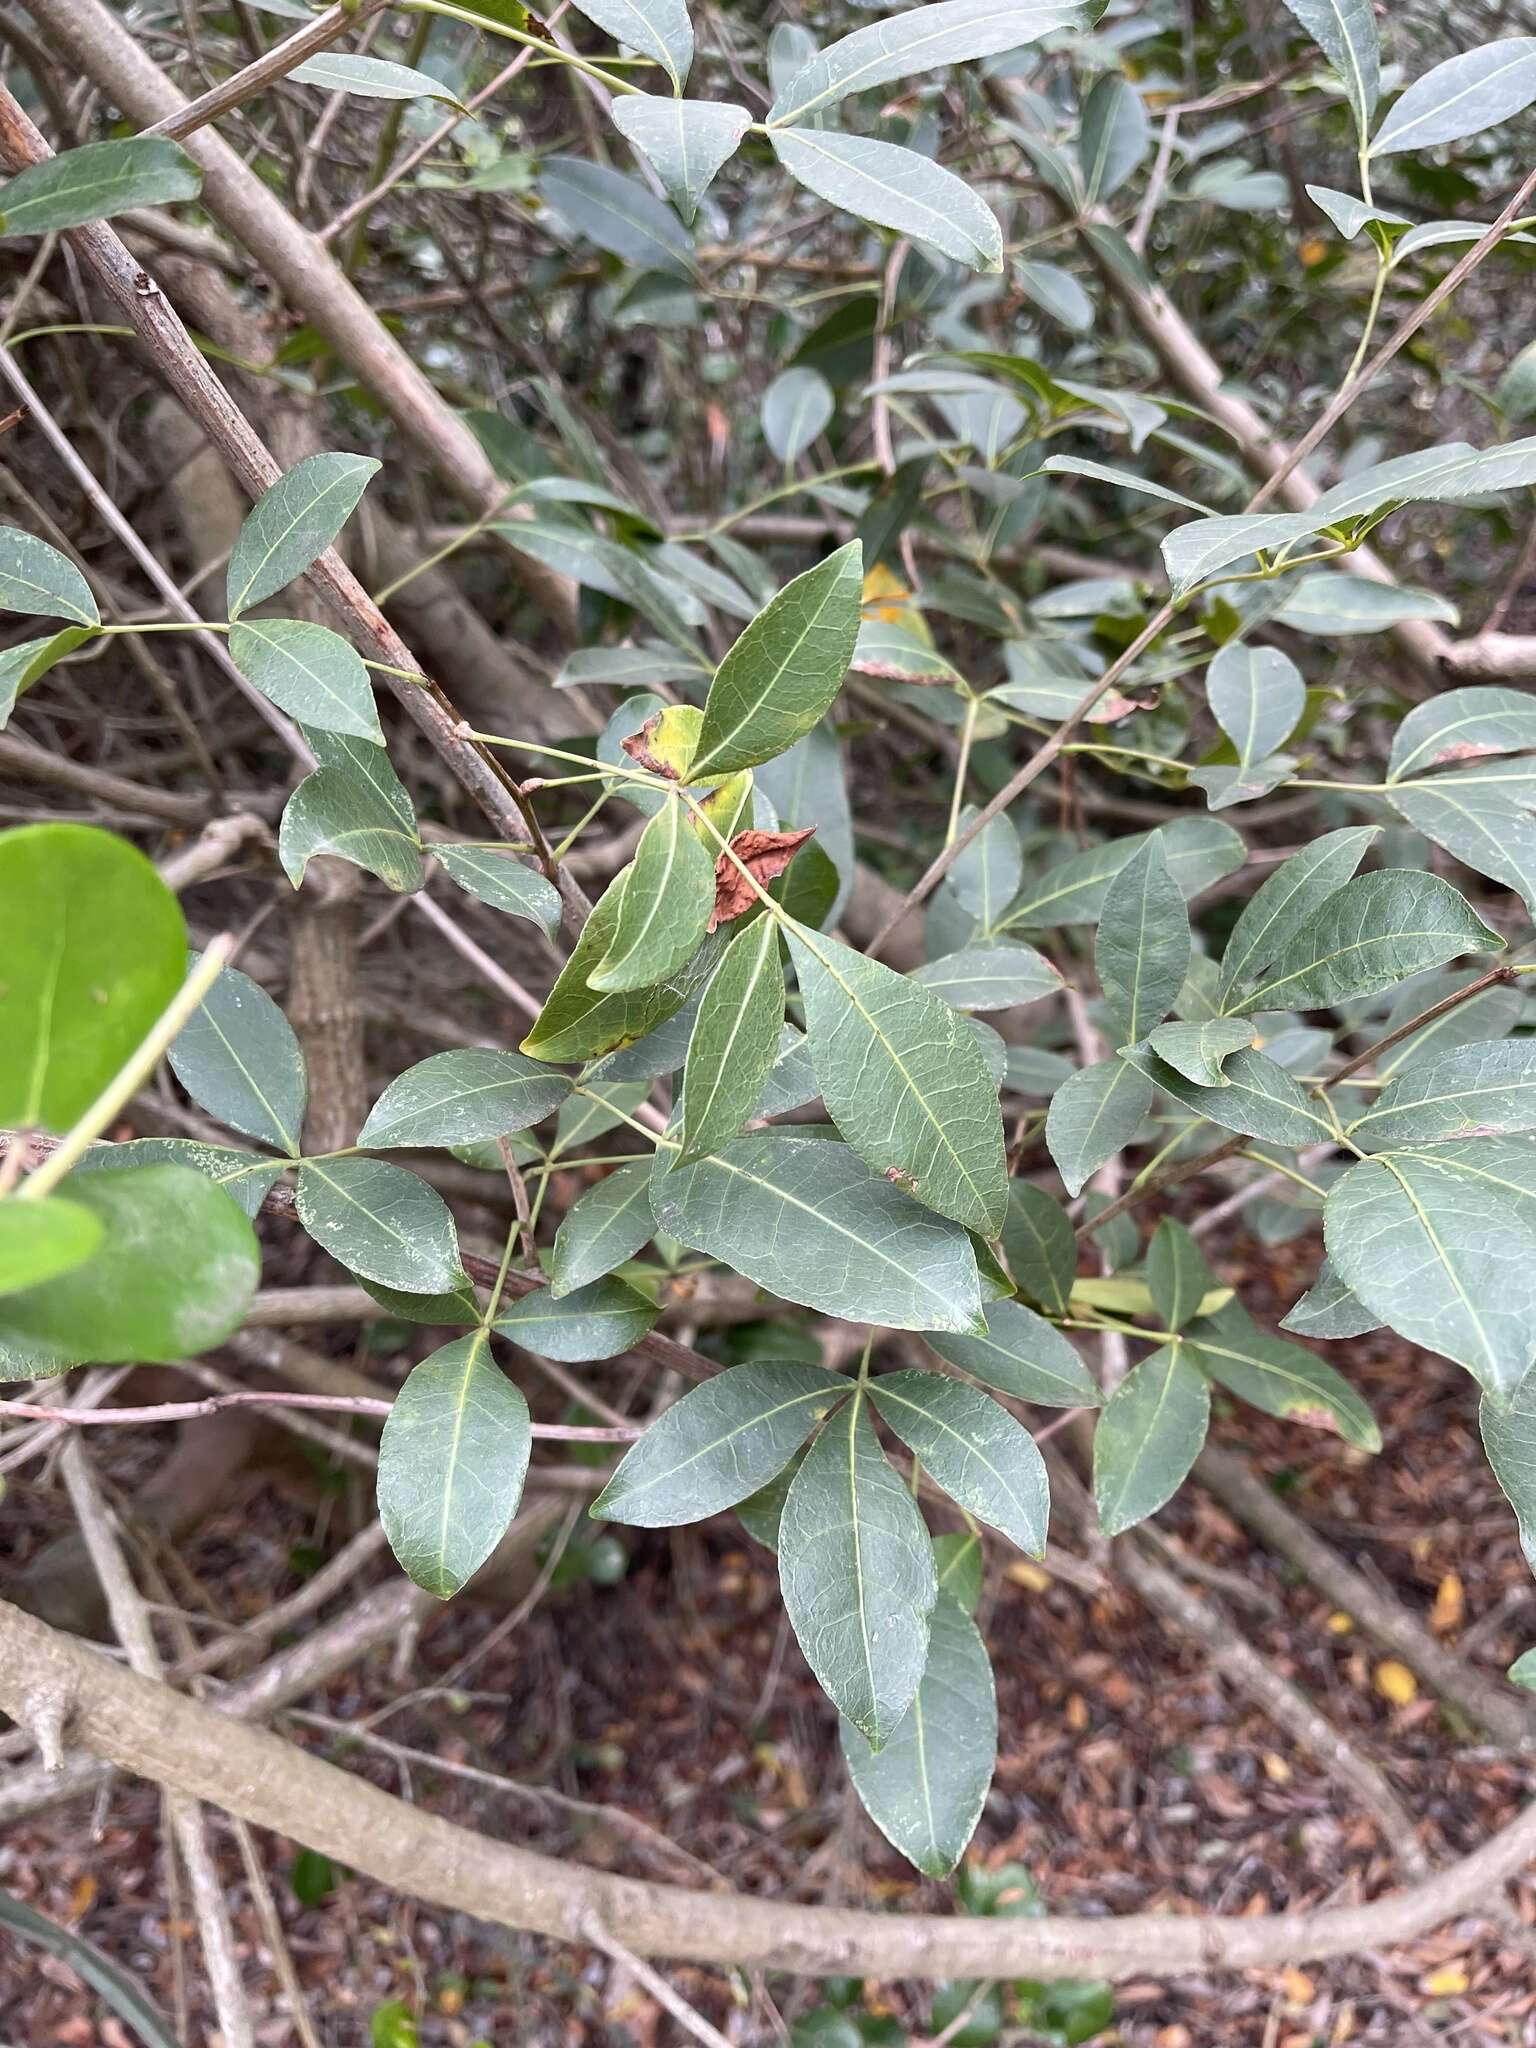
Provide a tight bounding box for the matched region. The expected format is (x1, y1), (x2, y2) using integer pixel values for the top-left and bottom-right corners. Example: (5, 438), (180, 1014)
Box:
(1325, 962), (1517, 1088)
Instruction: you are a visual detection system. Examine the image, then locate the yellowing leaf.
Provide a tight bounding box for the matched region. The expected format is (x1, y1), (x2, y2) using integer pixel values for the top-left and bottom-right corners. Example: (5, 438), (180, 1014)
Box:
(1326, 1610), (1355, 1635)
(861, 563), (914, 622)
(1421, 1964), (1469, 1998)
(1004, 1559), (1052, 1593)
(1430, 1570), (1464, 1634)
(1374, 1659), (1418, 1705)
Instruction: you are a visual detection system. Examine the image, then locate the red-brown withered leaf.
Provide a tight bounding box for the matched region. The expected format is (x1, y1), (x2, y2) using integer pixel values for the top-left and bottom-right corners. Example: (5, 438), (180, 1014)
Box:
(710, 826), (816, 931)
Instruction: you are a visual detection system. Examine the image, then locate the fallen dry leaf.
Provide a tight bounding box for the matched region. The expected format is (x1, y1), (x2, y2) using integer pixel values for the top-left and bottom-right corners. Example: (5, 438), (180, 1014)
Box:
(1420, 1963), (1470, 1997)
(710, 826), (816, 931)
(1374, 1659), (1419, 1706)
(1431, 1570), (1465, 1634)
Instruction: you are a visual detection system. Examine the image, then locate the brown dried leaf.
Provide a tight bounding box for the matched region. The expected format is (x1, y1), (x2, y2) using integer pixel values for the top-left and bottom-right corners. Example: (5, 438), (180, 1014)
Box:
(621, 713), (681, 780)
(710, 826), (816, 931)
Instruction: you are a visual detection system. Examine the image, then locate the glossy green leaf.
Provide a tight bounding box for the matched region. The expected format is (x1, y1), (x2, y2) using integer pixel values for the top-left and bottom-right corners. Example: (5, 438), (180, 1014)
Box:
(1003, 817), (1244, 930)
(650, 1130), (986, 1333)
(1123, 1045), (1333, 1147)
(871, 1369), (1048, 1555)
(358, 1049), (570, 1151)
(539, 156), (695, 278)
(521, 873), (712, 1063)
(1387, 685), (1536, 783)
(0, 531), (98, 626)
(168, 958), (307, 1156)
(1093, 1344), (1210, 1537)
(771, 130), (1003, 274)
(591, 797), (714, 992)
(229, 620), (382, 744)
(840, 1590), (995, 1877)
(1000, 1182), (1077, 1320)
(1217, 827), (1378, 1005)
(787, 923), (1008, 1236)
(0, 135), (200, 237)
(594, 1361), (843, 1526)
(1145, 1017), (1256, 1088)
(0, 1164), (258, 1364)
(1096, 837), (1189, 1045)
(295, 1157), (460, 1293)
(0, 627), (92, 728)
(611, 96), (749, 223)
(377, 1332), (531, 1598)
(227, 454), (379, 619)
(572, 0), (694, 94)
(779, 1393), (937, 1746)
(0, 1197), (103, 1296)
(550, 1160), (657, 1295)
(495, 1275), (658, 1359)
(279, 730), (424, 894)
(1279, 0), (1379, 140)
(1147, 1218), (1215, 1333)
(1045, 1056), (1152, 1199)
(678, 916), (785, 1164)
(1241, 871), (1500, 1013)
(1370, 37), (1536, 156)
(1347, 1039), (1536, 1147)
(691, 544), (862, 777)
(435, 843), (562, 940)
(762, 366), (835, 463)
(0, 822), (186, 1132)
(913, 940), (1063, 1013)
(1186, 1296), (1379, 1448)
(1280, 1258), (1381, 1340)
(1326, 1151), (1536, 1397)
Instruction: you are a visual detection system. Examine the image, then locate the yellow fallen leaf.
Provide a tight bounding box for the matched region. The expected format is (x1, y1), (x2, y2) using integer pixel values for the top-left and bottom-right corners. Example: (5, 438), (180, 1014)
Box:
(1279, 1965), (1315, 2004)
(1326, 1610), (1354, 1635)
(1421, 1964), (1469, 1997)
(1431, 1570), (1464, 1634)
(1005, 1559), (1052, 1593)
(1261, 1751), (1292, 1785)
(1374, 1659), (1418, 1706)
(1066, 1692), (1089, 1731)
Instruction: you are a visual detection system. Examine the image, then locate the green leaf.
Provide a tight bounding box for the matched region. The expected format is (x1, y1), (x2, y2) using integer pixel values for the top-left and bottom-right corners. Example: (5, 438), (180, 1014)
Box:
(591, 797), (715, 992)
(1274, 573), (1458, 636)
(1278, 0), (1379, 141)
(279, 730), (423, 894)
(610, 97), (749, 223)
(0, 531), (98, 626)
(1241, 870), (1500, 1013)
(871, 1369), (1048, 1555)
(0, 1164), (258, 1364)
(1387, 685), (1536, 782)
(913, 940), (1063, 1013)
(1004, 817), (1244, 930)
(81, 1136), (284, 1221)
(0, 1196), (103, 1296)
(1388, 780), (1536, 918)
(1510, 1646), (1536, 1688)
(1147, 1218), (1215, 1333)
(1092, 1344), (1210, 1536)
(520, 873), (711, 1063)
(0, 135), (200, 237)
(0, 1881), (182, 2048)
(1481, 1365), (1536, 1565)
(1205, 643), (1304, 771)
(290, 53), (464, 103)
(691, 544), (862, 777)
(949, 806), (1022, 930)
(1347, 1040), (1536, 1148)
(787, 923), (1008, 1236)
(1326, 1151), (1536, 1397)
(678, 916), (786, 1164)
(435, 843), (562, 939)
(1145, 1017), (1256, 1088)
(548, 1163), (654, 1298)
(1370, 38), (1536, 156)
(932, 1532), (983, 1614)
(649, 1129), (986, 1332)
(357, 1050), (569, 1151)
(1123, 1045), (1333, 1148)
(1187, 1296), (1378, 1448)
(0, 627), (92, 728)
(1000, 1182), (1077, 1320)
(295, 1157), (460, 1293)
(762, 366), (835, 464)
(1096, 837), (1189, 1045)
(539, 156), (695, 278)
(840, 1591), (995, 1877)
(1039, 454), (1209, 514)
(551, 1080), (649, 1157)
(767, 0), (1087, 126)
(779, 1392), (937, 1745)
(227, 454), (379, 619)
(1280, 1258), (1381, 1339)
(1078, 71), (1150, 202)
(0, 823), (186, 1132)
(771, 130), (1003, 274)
(571, 0), (694, 95)
(377, 1332), (531, 1598)
(594, 1361), (843, 1526)
(229, 620), (381, 744)
(355, 1270), (482, 1325)
(1161, 508), (1318, 599)
(1217, 827), (1379, 1006)
(1046, 1057), (1152, 1199)
(167, 958), (307, 1157)
(495, 1275), (658, 1360)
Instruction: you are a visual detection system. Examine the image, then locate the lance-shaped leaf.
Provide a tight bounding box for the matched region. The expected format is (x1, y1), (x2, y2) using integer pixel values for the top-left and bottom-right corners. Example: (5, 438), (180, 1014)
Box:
(871, 1369), (1049, 1555)
(948, 807), (1022, 930)
(1016, 259), (1094, 333)
(1000, 1182), (1077, 1320)
(1147, 1218), (1215, 1334)
(1279, 0), (1379, 141)
(1240, 870), (1500, 1013)
(1146, 1017), (1256, 1088)
(914, 940), (1063, 1013)
(436, 844), (562, 940)
(279, 730), (423, 894)
(496, 1276), (658, 1361)
(1122, 1045), (1333, 1148)
(1040, 454), (1209, 513)
(1370, 37), (1536, 157)
(539, 155), (695, 277)
(771, 129), (1003, 274)
(168, 959), (307, 1157)
(0, 531), (99, 626)
(1388, 686), (1536, 782)
(768, 0), (1088, 126)
(1078, 71), (1150, 202)
(295, 1157), (460, 1293)
(1096, 837), (1189, 1045)
(377, 1332), (531, 1598)
(1161, 509), (1319, 600)
(925, 1299), (1100, 1407)
(1325, 1151), (1536, 1397)
(591, 796), (715, 993)
(1388, 780), (1536, 918)
(229, 620), (382, 744)
(521, 872), (715, 1063)
(786, 923), (1008, 1236)
(358, 1049), (570, 1151)
(227, 453), (379, 619)
(291, 53), (465, 103)
(1186, 1296), (1379, 1448)
(551, 1160), (656, 1296)
(1280, 1258), (1381, 1340)
(840, 1590), (995, 1877)
(1217, 827), (1378, 1005)
(690, 544), (862, 777)
(762, 366), (835, 464)
(1046, 1056), (1152, 1198)
(594, 1361), (844, 1526)
(0, 1198), (102, 1297)
(611, 97), (750, 223)
(1481, 1365), (1536, 1566)
(779, 1393), (938, 1746)
(1275, 572), (1457, 635)
(1093, 1344), (1210, 1537)
(678, 915), (785, 1164)
(1347, 1039), (1536, 1148)
(0, 627), (92, 728)
(1004, 817), (1244, 929)
(572, 0), (694, 94)
(1204, 643), (1304, 772)
(650, 1130), (986, 1332)
(0, 135), (200, 237)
